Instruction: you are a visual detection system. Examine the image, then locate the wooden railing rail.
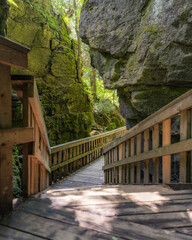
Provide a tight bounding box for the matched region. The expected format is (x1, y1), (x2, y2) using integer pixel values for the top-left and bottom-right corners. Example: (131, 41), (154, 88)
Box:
(103, 89), (192, 185)
(50, 127), (127, 184)
(0, 36), (50, 216)
(16, 77), (51, 197)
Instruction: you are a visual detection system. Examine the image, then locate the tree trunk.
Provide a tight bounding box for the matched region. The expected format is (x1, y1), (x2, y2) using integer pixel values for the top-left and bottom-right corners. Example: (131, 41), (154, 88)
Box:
(73, 0), (82, 82)
(91, 66), (97, 99)
(0, 0), (10, 36)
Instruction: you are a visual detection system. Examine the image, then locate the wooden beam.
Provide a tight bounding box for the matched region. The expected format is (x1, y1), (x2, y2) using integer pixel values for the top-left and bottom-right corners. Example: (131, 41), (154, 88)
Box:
(0, 127), (33, 146)
(180, 110), (187, 183)
(22, 83), (31, 198)
(51, 126), (126, 153)
(144, 130), (150, 184)
(11, 75), (34, 86)
(136, 134), (141, 184)
(102, 137), (192, 171)
(162, 119), (171, 184)
(0, 63), (12, 215)
(0, 36), (29, 69)
(152, 124), (159, 184)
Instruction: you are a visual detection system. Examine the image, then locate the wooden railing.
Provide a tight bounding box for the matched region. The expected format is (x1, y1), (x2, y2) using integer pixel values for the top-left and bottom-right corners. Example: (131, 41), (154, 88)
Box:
(13, 77), (51, 196)
(50, 127), (127, 184)
(0, 36), (50, 216)
(103, 89), (192, 185)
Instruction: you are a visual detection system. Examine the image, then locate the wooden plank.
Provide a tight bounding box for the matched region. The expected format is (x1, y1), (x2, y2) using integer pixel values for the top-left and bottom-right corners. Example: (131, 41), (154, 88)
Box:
(28, 82), (50, 154)
(0, 225), (43, 240)
(144, 129), (150, 184)
(103, 88), (192, 154)
(103, 137), (192, 171)
(136, 134), (141, 183)
(51, 142), (111, 172)
(119, 144), (123, 183)
(0, 64), (12, 215)
(130, 138), (135, 184)
(51, 126), (126, 153)
(11, 74), (34, 85)
(3, 207), (190, 240)
(0, 127), (33, 146)
(180, 110), (188, 183)
(152, 124), (159, 184)
(162, 119), (171, 184)
(0, 42), (28, 69)
(0, 36), (29, 69)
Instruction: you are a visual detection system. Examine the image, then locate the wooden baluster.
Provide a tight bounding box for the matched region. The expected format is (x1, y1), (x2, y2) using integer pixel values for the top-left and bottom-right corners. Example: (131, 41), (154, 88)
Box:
(104, 153), (109, 183)
(136, 134), (141, 184)
(111, 149), (115, 184)
(53, 153), (57, 183)
(22, 83), (32, 197)
(180, 111), (187, 183)
(152, 124), (159, 184)
(162, 118), (171, 183)
(130, 137), (135, 184)
(119, 144), (123, 184)
(144, 129), (150, 184)
(126, 140), (130, 184)
(113, 147), (117, 183)
(190, 110), (192, 183)
(58, 151), (62, 179)
(0, 64), (13, 214)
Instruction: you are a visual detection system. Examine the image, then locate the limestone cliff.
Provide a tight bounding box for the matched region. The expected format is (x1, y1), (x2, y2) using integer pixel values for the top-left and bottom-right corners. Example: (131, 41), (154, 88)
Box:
(80, 0), (192, 128)
(8, 0), (94, 145)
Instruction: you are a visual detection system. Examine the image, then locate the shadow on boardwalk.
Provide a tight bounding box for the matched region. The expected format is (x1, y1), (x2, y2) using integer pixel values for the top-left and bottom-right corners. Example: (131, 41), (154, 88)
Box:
(1, 158), (192, 239)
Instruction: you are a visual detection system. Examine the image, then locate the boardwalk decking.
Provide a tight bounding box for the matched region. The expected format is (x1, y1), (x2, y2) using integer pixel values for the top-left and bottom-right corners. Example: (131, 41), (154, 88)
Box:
(1, 157), (192, 240)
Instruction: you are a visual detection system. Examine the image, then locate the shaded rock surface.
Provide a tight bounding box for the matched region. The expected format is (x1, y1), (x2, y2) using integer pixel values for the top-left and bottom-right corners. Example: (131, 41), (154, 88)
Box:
(8, 0), (93, 146)
(80, 0), (192, 128)
(0, 0), (9, 35)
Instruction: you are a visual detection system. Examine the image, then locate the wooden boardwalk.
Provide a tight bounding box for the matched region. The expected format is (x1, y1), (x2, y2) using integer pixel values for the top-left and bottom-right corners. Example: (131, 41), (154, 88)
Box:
(1, 158), (192, 240)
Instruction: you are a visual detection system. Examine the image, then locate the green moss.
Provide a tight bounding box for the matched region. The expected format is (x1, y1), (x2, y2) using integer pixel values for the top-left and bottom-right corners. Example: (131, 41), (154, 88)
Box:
(8, 0), (94, 146)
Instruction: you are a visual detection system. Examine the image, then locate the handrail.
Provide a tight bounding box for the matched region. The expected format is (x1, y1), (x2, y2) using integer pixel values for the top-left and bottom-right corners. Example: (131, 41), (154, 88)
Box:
(12, 76), (51, 197)
(104, 88), (192, 153)
(50, 126), (127, 184)
(103, 89), (192, 185)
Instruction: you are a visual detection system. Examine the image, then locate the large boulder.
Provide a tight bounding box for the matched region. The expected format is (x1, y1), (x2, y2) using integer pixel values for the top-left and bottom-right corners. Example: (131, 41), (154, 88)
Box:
(8, 0), (94, 145)
(80, 0), (192, 128)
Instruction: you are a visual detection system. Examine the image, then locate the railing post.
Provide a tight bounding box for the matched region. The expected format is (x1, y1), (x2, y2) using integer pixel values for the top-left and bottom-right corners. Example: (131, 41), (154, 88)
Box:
(0, 64), (13, 215)
(126, 140), (130, 184)
(162, 119), (171, 183)
(136, 134), (141, 183)
(180, 110), (187, 183)
(144, 129), (150, 184)
(152, 124), (159, 184)
(130, 137), (135, 184)
(118, 144), (123, 184)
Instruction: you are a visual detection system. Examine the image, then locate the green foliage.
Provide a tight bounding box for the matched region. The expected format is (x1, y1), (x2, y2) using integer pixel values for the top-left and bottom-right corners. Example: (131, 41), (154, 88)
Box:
(12, 146), (22, 198)
(8, 0), (18, 7)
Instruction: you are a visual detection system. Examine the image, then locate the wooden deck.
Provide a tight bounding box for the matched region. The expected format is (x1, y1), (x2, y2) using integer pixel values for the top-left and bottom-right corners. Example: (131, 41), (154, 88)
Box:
(1, 157), (192, 240)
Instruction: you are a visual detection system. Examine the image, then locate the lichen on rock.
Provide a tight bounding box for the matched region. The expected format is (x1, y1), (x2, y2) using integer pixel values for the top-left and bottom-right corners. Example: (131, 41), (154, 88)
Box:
(80, 0), (192, 128)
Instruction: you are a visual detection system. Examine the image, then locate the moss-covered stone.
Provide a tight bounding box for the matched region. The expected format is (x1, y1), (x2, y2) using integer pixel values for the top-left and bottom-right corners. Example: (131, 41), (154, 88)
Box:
(0, 0), (9, 36)
(7, 0), (94, 146)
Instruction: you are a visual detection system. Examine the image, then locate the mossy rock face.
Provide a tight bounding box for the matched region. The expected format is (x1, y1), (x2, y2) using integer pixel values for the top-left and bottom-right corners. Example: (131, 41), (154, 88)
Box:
(0, 0), (9, 35)
(7, 0), (93, 146)
(80, 0), (192, 128)
(94, 99), (125, 131)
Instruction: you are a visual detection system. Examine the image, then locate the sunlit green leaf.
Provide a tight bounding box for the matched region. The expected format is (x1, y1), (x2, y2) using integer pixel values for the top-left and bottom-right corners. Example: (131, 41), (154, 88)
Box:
(8, 0), (18, 7)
